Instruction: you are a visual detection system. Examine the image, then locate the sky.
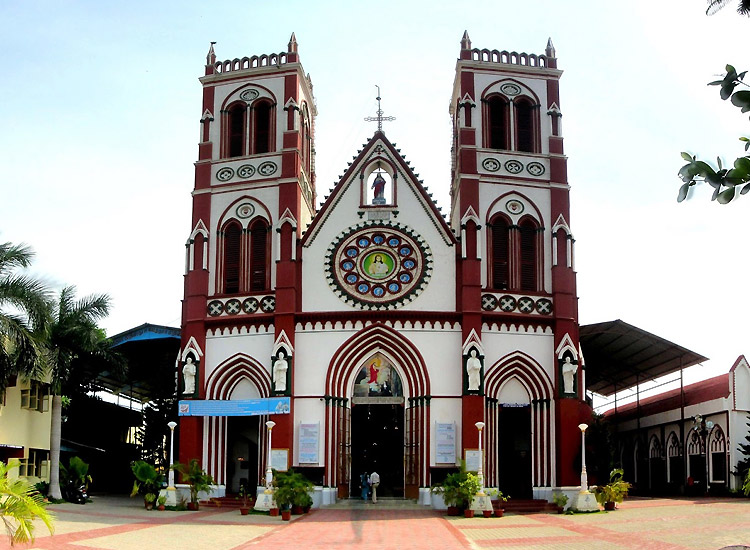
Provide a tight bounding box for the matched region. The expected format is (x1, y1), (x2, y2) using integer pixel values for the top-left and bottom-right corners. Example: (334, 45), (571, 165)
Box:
(1, 1), (747, 402)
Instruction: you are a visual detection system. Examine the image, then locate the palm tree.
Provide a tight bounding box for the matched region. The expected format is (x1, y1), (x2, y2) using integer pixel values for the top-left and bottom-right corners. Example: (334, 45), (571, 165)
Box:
(0, 461), (54, 545)
(44, 286), (118, 500)
(0, 242), (50, 387)
(706, 0), (750, 15)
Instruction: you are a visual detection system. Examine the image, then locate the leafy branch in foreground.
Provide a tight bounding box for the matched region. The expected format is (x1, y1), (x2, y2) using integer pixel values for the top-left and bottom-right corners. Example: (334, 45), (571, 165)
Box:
(678, 65), (750, 203)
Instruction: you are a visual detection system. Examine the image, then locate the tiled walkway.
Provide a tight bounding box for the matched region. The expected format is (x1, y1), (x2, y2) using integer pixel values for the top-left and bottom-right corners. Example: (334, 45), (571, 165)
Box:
(8, 496), (750, 550)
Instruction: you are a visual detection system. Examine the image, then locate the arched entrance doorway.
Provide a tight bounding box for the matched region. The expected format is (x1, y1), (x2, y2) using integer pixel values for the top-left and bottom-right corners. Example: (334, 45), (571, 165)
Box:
(324, 323), (430, 500)
(350, 354), (405, 497)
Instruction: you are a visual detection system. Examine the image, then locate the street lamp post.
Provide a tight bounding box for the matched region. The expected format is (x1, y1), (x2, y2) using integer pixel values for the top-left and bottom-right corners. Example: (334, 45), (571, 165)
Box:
(692, 415), (714, 496)
(165, 421), (178, 506)
(578, 423), (588, 492)
(475, 422), (485, 496)
(265, 420), (276, 491)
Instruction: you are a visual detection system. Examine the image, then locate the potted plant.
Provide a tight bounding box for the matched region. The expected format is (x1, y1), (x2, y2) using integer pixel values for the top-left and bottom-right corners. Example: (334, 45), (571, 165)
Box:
(130, 461), (164, 509)
(273, 469), (314, 519)
(486, 488), (509, 517)
(552, 492), (568, 514)
(157, 495), (167, 511)
(456, 474), (481, 518)
(60, 456), (92, 505)
(175, 459), (215, 511)
(237, 485), (251, 516)
(594, 468), (632, 511)
(144, 493), (156, 510)
(431, 462), (480, 517)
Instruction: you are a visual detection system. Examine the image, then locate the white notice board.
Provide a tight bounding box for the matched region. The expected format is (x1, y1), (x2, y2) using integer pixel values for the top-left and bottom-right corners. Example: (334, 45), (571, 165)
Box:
(270, 449), (289, 472)
(435, 423), (456, 464)
(464, 449), (481, 473)
(298, 423), (319, 464)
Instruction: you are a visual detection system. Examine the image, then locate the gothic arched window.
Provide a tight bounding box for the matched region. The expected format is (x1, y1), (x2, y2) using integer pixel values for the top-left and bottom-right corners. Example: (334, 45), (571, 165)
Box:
(490, 215), (510, 290)
(514, 97), (537, 153)
(252, 100), (273, 155)
(519, 217), (539, 291)
(227, 103), (247, 158)
(249, 219), (269, 291)
(487, 96), (509, 150)
(223, 221), (242, 294)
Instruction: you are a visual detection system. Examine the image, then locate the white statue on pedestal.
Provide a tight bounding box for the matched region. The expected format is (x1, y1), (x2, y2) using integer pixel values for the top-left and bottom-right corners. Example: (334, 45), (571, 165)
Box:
(182, 358), (196, 395)
(562, 357), (578, 394)
(273, 352), (288, 392)
(466, 350), (482, 391)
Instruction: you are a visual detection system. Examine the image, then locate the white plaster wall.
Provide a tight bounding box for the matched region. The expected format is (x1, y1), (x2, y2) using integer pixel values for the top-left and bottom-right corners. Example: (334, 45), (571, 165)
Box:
(734, 361), (750, 411)
(204, 331), (274, 381)
(292, 398), (326, 467)
(478, 182), (554, 292)
(430, 398), (462, 466)
(730, 410), (750, 489)
(482, 330), (555, 386)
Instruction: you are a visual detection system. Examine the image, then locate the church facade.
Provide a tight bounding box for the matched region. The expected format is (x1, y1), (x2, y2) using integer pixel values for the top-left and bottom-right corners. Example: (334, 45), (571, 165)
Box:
(178, 33), (591, 504)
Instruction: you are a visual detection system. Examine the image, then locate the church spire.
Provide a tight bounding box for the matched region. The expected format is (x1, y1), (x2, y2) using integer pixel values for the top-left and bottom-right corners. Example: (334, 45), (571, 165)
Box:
(288, 33), (298, 53)
(460, 30), (472, 60)
(545, 38), (556, 59)
(206, 41), (216, 66)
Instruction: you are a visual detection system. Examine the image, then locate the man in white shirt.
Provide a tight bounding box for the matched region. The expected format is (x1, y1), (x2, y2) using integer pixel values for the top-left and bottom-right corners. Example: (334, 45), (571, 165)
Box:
(369, 471), (380, 503)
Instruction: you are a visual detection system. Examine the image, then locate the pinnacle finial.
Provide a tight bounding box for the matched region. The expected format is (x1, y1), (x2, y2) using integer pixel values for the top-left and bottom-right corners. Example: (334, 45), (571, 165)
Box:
(206, 41), (216, 66)
(545, 38), (556, 58)
(461, 30), (471, 50)
(288, 32), (298, 53)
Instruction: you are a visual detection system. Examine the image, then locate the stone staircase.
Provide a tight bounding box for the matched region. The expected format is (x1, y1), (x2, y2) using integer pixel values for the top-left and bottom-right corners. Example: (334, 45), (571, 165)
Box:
(502, 498), (558, 514)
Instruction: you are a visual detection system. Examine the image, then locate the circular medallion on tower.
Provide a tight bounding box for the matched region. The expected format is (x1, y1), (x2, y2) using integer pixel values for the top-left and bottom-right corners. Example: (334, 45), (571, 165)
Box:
(239, 89), (259, 101)
(500, 83), (522, 96)
(236, 202), (255, 219)
(326, 222), (432, 309)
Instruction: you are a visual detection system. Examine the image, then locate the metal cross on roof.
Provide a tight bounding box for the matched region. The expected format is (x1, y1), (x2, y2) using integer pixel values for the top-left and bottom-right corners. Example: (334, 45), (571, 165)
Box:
(364, 85), (395, 132)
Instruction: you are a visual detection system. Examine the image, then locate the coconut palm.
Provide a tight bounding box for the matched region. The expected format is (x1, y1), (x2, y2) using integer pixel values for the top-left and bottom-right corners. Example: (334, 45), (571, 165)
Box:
(0, 461), (54, 545)
(44, 286), (120, 500)
(706, 0), (750, 15)
(0, 242), (50, 387)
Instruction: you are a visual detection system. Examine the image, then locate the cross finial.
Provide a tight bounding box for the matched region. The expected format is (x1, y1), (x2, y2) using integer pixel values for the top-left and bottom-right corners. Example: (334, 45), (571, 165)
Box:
(364, 85), (395, 132)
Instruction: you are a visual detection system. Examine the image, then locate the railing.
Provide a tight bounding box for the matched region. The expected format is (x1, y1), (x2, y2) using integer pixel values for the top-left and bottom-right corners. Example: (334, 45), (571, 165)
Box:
(214, 52), (289, 73)
(470, 48), (549, 68)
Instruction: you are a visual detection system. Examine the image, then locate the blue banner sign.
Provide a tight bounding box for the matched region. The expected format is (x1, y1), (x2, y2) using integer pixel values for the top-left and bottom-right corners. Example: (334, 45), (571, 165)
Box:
(178, 397), (290, 417)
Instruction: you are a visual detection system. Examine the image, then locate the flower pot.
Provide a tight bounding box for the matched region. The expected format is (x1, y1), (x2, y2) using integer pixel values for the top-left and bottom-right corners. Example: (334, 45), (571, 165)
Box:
(557, 506), (564, 514)
(145, 503), (153, 511)
(483, 510), (492, 518)
(157, 505), (166, 511)
(292, 505), (303, 515)
(269, 507), (279, 517)
(303, 505), (311, 514)
(187, 502), (199, 511)
(281, 509), (292, 521)
(464, 509), (475, 518)
(240, 507), (250, 516)
(447, 506), (459, 516)
(494, 508), (504, 518)
(604, 501), (616, 511)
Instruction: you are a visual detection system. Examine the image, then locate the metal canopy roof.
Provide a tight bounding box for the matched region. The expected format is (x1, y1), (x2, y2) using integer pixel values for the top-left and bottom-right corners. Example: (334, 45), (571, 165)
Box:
(579, 319), (708, 397)
(95, 323), (180, 403)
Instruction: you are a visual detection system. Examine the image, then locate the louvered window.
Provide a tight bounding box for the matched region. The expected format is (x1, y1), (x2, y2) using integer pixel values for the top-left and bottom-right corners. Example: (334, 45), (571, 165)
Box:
(228, 103), (246, 158)
(253, 101), (272, 154)
(488, 96), (508, 150)
(519, 219), (537, 291)
(491, 218), (510, 290)
(515, 98), (535, 153)
(223, 223), (242, 294)
(249, 221), (268, 291)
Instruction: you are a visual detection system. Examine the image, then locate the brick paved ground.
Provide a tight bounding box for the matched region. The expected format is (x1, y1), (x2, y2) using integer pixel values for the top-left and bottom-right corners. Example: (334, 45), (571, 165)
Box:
(5, 496), (749, 550)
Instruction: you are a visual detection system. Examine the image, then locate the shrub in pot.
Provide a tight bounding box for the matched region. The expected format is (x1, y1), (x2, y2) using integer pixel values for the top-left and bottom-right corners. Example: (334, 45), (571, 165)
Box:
(552, 492), (568, 513)
(175, 459), (215, 511)
(594, 468), (631, 511)
(273, 469), (314, 515)
(130, 461), (164, 509)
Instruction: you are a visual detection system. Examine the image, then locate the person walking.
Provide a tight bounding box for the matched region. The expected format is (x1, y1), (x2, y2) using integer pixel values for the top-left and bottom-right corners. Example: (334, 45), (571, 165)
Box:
(369, 471), (380, 503)
(360, 472), (370, 501)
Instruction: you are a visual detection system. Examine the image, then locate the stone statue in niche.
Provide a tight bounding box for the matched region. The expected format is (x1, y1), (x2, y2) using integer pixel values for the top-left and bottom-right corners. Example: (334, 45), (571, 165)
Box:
(273, 352), (289, 392)
(562, 356), (578, 395)
(466, 349), (483, 391)
(183, 357), (197, 395)
(371, 172), (387, 205)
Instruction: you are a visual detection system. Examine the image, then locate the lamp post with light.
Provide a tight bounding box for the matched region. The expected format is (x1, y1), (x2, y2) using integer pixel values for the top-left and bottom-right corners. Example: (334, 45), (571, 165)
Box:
(475, 421), (485, 496)
(573, 422), (599, 511)
(692, 414), (713, 496)
(265, 420), (276, 491)
(165, 421), (178, 505)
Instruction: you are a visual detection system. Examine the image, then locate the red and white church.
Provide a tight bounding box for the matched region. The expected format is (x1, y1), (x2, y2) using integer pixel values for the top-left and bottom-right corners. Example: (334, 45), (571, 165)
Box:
(177, 32), (592, 505)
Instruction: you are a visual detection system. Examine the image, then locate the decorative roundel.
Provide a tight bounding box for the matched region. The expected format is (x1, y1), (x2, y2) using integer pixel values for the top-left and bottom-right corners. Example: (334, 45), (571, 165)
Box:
(225, 298), (242, 315)
(500, 83), (522, 96)
(535, 298), (553, 315)
(208, 300), (224, 316)
(326, 222), (432, 308)
(237, 164), (256, 179)
(239, 89), (259, 101)
(482, 158), (501, 172)
(517, 296), (535, 313)
(216, 167), (234, 182)
(527, 162), (545, 176)
(481, 294), (498, 311)
(505, 200), (524, 215)
(236, 202), (256, 219)
(504, 160), (523, 174)
(258, 161), (278, 176)
(499, 295), (517, 312)
(242, 297), (259, 313)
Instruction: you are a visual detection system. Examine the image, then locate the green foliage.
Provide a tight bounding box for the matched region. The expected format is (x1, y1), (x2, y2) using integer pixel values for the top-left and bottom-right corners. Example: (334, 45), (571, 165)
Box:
(552, 492), (569, 508)
(174, 459), (214, 504)
(60, 456), (92, 489)
(130, 461), (164, 498)
(157, 495), (167, 507)
(743, 468), (750, 497)
(678, 65), (750, 203)
(430, 462), (481, 510)
(272, 469), (314, 510)
(0, 461), (54, 545)
(594, 468), (632, 506)
(144, 493), (156, 504)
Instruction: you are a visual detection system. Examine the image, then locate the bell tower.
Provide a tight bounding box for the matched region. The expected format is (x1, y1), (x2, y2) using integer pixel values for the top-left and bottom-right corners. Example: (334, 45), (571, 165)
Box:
(179, 35), (316, 468)
(450, 32), (588, 489)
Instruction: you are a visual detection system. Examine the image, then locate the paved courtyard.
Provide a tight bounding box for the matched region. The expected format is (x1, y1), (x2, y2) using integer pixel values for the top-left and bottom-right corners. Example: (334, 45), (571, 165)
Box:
(7, 496), (750, 550)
